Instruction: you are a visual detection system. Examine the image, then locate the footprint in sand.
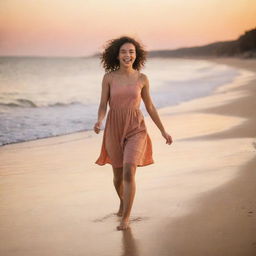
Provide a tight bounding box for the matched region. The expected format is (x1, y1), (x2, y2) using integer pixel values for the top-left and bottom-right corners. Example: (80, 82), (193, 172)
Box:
(93, 214), (150, 223)
(130, 216), (150, 222)
(93, 213), (116, 222)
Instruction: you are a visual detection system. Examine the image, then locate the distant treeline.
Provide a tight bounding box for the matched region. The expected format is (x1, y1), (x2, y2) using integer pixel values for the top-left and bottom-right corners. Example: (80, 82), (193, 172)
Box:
(148, 28), (256, 58)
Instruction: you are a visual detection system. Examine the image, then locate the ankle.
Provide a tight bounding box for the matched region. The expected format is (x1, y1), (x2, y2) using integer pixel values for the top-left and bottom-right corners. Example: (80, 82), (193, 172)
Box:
(121, 216), (129, 222)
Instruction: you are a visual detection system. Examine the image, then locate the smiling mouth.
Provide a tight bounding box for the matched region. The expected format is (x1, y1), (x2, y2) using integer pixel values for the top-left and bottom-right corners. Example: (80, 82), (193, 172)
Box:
(123, 59), (132, 64)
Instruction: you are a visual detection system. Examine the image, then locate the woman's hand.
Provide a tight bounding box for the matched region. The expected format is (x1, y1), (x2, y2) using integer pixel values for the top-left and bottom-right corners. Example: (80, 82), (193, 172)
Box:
(93, 121), (102, 134)
(161, 130), (173, 145)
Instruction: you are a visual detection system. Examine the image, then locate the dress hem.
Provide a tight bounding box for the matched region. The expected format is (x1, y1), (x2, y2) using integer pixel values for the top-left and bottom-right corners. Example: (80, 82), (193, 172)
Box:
(95, 160), (154, 168)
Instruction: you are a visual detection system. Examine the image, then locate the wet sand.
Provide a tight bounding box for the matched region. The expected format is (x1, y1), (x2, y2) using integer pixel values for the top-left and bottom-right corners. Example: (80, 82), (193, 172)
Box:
(0, 57), (256, 255)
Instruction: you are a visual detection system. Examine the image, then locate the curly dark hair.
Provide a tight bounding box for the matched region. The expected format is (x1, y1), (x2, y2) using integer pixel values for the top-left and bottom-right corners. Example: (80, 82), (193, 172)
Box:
(100, 35), (147, 73)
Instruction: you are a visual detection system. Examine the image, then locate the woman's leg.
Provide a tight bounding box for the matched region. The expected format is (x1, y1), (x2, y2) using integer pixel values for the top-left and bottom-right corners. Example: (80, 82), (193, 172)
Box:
(112, 166), (124, 216)
(117, 162), (137, 230)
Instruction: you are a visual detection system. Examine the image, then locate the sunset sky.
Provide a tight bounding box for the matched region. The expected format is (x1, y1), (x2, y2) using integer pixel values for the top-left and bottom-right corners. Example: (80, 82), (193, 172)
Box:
(0, 0), (255, 57)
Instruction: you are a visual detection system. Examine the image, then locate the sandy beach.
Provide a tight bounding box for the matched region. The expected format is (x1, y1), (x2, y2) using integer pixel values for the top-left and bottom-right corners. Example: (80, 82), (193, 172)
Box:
(0, 57), (255, 256)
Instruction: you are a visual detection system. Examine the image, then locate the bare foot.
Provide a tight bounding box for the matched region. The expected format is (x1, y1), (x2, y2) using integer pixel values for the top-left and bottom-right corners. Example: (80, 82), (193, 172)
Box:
(115, 201), (123, 217)
(116, 218), (130, 230)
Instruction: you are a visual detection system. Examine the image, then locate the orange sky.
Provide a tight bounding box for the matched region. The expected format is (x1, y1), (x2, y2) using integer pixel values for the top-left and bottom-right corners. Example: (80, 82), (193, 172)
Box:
(0, 0), (255, 57)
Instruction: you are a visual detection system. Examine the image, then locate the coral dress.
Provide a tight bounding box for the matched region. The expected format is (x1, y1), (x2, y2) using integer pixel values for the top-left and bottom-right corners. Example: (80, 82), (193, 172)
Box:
(95, 72), (154, 168)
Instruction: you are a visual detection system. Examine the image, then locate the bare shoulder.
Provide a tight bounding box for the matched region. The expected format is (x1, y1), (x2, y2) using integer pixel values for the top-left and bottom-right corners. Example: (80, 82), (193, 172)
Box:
(139, 72), (149, 89)
(102, 72), (114, 87)
(103, 72), (112, 81)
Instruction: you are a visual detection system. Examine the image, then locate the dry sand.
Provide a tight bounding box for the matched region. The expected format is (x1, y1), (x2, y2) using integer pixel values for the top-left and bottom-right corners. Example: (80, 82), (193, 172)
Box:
(0, 57), (255, 256)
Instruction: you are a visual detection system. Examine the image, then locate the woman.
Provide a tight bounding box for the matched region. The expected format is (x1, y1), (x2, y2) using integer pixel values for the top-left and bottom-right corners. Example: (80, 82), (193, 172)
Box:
(94, 36), (172, 230)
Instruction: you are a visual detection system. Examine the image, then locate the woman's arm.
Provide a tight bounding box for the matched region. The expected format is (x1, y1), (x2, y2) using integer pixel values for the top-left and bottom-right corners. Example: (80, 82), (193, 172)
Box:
(93, 73), (110, 134)
(141, 73), (172, 145)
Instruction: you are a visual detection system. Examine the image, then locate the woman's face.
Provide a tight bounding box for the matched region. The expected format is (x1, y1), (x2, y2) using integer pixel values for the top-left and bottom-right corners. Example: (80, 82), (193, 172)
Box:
(117, 43), (136, 68)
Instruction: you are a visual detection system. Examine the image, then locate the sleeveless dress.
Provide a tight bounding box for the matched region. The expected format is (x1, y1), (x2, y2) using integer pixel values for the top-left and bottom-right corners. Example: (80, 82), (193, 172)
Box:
(95, 72), (154, 168)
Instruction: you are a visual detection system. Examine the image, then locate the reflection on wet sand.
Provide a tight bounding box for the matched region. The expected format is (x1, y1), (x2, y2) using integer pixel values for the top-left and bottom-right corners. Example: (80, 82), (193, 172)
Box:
(121, 227), (139, 256)
(93, 212), (150, 255)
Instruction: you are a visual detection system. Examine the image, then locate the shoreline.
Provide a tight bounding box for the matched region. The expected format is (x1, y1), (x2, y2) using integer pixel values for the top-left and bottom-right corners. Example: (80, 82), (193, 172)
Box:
(0, 57), (249, 147)
(0, 57), (255, 255)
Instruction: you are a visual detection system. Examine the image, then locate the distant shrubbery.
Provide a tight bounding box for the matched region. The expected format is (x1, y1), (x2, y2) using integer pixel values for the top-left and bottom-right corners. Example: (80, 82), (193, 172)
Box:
(238, 28), (256, 53)
(149, 28), (256, 58)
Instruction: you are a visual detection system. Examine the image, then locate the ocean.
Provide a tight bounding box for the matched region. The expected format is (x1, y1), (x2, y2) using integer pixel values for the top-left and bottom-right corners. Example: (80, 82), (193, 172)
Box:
(0, 56), (240, 146)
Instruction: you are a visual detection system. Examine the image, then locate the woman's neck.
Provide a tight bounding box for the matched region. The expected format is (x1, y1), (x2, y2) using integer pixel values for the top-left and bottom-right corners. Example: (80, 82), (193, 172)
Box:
(117, 66), (137, 76)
